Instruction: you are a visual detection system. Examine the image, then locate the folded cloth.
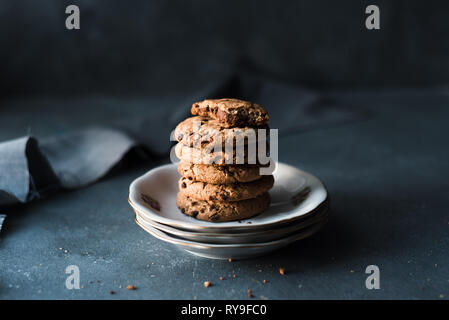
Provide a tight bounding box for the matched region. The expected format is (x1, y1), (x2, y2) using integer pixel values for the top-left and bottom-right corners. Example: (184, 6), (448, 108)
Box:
(0, 131), (132, 207)
(0, 75), (363, 232)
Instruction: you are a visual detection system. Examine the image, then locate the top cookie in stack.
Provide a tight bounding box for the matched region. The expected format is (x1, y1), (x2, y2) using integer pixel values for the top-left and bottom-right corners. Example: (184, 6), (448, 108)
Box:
(174, 98), (273, 222)
(191, 98), (269, 128)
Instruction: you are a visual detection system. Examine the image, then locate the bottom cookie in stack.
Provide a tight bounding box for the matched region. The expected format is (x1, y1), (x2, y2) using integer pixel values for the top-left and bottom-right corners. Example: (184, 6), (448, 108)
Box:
(176, 192), (271, 222)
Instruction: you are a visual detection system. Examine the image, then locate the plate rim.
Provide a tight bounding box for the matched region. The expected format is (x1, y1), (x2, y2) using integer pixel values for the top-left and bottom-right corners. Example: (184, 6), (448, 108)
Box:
(134, 203), (328, 240)
(134, 213), (327, 250)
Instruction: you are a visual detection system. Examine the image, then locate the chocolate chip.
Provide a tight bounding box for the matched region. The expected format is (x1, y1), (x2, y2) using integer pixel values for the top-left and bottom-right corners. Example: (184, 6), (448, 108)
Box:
(210, 205), (216, 210)
(220, 194), (228, 201)
(209, 214), (219, 221)
(181, 182), (187, 188)
(177, 134), (183, 141)
(209, 196), (216, 200)
(181, 208), (185, 213)
(191, 211), (199, 218)
(191, 202), (198, 206)
(188, 177), (193, 180)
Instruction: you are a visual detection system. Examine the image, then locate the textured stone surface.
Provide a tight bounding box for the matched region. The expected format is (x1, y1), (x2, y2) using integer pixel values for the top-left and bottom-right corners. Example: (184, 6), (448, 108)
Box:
(1, 90), (448, 299)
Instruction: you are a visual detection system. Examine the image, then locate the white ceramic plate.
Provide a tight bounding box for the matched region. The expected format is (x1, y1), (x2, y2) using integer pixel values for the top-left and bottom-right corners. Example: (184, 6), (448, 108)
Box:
(134, 214), (327, 260)
(129, 162), (328, 232)
(134, 203), (328, 244)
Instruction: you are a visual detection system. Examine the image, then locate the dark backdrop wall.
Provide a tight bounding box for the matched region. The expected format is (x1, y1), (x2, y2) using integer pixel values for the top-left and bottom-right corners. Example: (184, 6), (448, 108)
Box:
(1, 0), (448, 97)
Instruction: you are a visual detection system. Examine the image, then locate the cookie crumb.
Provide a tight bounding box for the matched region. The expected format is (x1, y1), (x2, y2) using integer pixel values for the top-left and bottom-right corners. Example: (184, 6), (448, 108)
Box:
(204, 281), (212, 288)
(233, 274), (237, 278)
(219, 277), (224, 281)
(263, 279), (267, 284)
(109, 290), (115, 294)
(126, 285), (136, 290)
(247, 289), (254, 298)
(228, 258), (233, 262)
(279, 268), (285, 275)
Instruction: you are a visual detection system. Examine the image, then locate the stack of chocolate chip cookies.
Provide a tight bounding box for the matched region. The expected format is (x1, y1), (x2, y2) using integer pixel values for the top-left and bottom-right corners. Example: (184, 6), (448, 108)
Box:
(174, 98), (274, 222)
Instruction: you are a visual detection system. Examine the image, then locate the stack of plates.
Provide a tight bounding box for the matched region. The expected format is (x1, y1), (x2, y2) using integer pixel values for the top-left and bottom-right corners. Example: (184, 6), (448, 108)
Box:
(129, 162), (329, 260)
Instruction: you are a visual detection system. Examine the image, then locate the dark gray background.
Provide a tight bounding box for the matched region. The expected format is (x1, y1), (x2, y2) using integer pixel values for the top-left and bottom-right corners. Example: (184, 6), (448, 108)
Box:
(1, 0), (449, 98)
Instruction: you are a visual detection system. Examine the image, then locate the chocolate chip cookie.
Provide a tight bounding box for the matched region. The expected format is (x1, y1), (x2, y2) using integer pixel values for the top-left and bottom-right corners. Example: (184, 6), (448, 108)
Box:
(191, 98), (269, 128)
(178, 162), (262, 184)
(175, 142), (270, 165)
(176, 192), (271, 222)
(174, 116), (269, 149)
(178, 175), (274, 202)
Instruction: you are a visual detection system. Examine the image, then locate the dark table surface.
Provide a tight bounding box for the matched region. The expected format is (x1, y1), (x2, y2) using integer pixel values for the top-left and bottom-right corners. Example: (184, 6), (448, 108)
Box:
(1, 89), (448, 299)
